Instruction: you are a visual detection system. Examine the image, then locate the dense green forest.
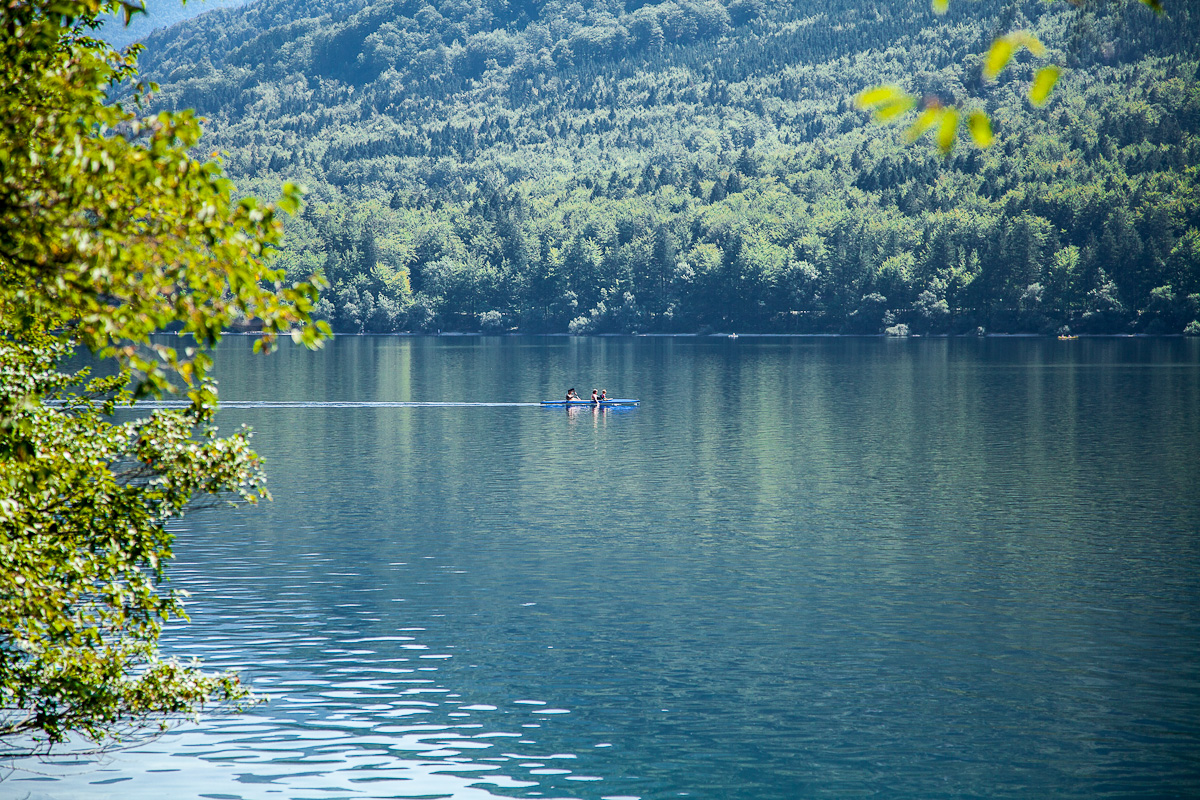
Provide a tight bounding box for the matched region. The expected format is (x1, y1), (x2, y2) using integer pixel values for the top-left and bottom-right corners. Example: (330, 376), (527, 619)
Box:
(136, 0), (1200, 334)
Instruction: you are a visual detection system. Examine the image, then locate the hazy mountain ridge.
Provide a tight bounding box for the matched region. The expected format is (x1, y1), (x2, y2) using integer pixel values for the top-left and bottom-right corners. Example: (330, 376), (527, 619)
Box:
(135, 0), (1200, 335)
(98, 0), (252, 49)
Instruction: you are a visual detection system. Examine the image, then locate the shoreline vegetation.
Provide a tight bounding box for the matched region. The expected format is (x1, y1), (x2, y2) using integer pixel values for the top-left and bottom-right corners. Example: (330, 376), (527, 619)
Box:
(219, 329), (1198, 337)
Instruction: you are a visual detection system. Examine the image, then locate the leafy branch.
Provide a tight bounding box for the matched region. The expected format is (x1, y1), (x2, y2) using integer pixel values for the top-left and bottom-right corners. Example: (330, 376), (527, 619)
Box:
(858, 0), (1165, 152)
(1, 0), (328, 754)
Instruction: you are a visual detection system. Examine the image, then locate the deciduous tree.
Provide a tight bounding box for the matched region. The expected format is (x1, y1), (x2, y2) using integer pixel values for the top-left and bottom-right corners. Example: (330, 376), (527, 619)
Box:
(0, 0), (327, 756)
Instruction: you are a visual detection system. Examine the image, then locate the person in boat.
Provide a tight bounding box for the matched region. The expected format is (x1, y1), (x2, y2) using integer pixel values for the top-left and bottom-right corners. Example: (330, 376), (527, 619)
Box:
(599, 389), (607, 401)
(591, 389), (599, 404)
(565, 388), (580, 403)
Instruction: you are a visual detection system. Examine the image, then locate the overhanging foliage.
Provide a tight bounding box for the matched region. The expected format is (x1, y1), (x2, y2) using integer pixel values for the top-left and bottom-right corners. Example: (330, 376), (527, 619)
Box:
(0, 0), (326, 756)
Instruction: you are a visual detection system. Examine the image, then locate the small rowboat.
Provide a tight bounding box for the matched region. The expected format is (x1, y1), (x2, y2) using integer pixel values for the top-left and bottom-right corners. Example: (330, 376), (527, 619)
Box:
(540, 399), (639, 406)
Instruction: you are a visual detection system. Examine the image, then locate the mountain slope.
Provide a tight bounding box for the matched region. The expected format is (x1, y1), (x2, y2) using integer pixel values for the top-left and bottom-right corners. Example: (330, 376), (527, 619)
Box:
(137, 0), (1200, 334)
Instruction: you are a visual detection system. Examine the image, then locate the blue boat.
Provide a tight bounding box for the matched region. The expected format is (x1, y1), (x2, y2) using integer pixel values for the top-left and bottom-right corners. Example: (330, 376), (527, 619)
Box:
(540, 399), (639, 406)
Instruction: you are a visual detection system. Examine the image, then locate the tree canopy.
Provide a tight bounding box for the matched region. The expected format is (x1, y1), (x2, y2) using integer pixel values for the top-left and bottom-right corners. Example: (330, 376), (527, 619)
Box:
(0, 0), (326, 755)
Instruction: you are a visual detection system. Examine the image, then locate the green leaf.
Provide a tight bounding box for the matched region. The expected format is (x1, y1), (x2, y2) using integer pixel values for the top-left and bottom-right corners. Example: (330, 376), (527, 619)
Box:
(856, 86), (915, 122)
(931, 0), (950, 15)
(1139, 0), (1164, 13)
(983, 37), (1016, 80)
(1030, 66), (1061, 107)
(906, 107), (942, 142)
(967, 111), (993, 147)
(1015, 32), (1046, 58)
(120, 1), (147, 26)
(983, 32), (1046, 81)
(877, 97), (916, 121)
(937, 108), (960, 154)
(856, 85), (906, 108)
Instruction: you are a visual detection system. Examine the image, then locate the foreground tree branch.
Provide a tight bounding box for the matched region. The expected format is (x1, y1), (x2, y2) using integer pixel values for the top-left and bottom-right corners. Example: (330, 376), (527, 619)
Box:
(858, 0), (1167, 152)
(0, 0), (328, 758)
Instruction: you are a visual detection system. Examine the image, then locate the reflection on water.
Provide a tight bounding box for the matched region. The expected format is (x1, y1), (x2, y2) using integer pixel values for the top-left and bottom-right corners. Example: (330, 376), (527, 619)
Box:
(10, 336), (1200, 799)
(15, 544), (605, 800)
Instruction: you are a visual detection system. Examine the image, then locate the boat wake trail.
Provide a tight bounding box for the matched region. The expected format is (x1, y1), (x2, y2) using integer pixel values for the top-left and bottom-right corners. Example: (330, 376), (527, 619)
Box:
(130, 401), (542, 409)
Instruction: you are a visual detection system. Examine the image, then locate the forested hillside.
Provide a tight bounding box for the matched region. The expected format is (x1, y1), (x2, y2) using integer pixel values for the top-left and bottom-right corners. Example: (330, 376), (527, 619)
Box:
(138, 0), (1200, 334)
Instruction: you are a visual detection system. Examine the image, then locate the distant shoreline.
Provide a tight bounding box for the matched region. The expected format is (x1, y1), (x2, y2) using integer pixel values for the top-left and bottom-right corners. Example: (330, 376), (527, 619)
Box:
(215, 331), (1194, 339)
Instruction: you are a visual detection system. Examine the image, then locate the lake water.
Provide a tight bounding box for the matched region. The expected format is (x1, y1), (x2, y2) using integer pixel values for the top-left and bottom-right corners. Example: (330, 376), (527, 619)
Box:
(12, 336), (1200, 799)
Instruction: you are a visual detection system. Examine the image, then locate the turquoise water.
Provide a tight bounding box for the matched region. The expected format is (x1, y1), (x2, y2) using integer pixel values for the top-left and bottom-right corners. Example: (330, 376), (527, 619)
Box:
(14, 336), (1200, 799)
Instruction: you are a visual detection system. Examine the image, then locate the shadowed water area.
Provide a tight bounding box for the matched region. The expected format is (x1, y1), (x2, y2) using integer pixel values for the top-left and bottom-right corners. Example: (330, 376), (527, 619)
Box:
(13, 336), (1200, 799)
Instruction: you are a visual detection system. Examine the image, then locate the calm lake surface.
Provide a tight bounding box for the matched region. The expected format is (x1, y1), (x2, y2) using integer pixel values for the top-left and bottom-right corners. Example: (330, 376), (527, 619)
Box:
(16, 336), (1200, 799)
